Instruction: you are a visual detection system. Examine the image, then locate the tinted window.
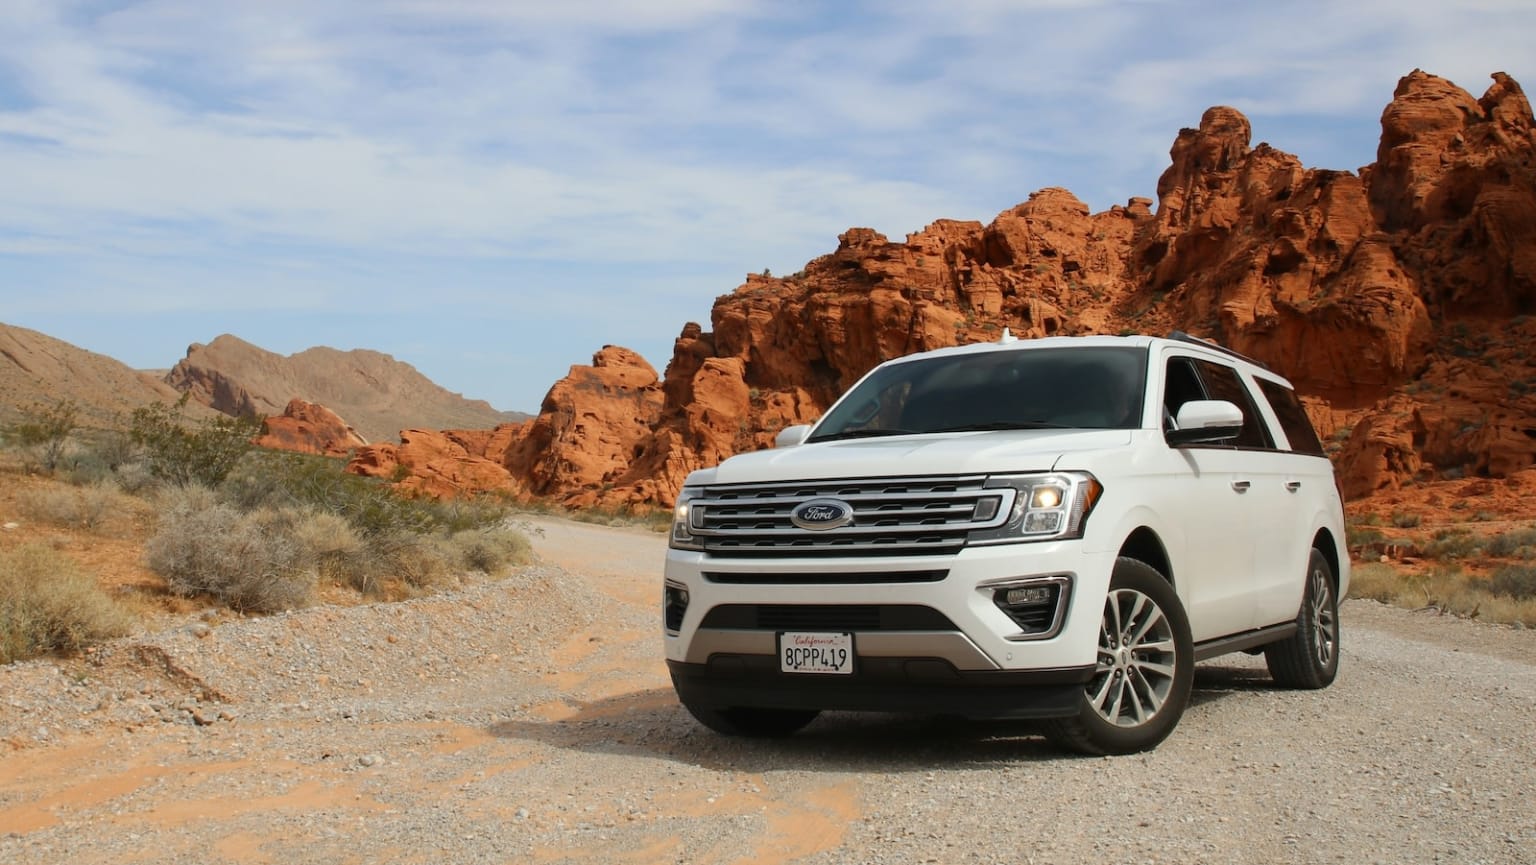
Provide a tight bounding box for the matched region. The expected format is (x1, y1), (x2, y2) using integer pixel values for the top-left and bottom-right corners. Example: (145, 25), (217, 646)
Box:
(1192, 359), (1274, 449)
(1256, 378), (1326, 456)
(810, 346), (1148, 441)
(1162, 358), (1206, 430)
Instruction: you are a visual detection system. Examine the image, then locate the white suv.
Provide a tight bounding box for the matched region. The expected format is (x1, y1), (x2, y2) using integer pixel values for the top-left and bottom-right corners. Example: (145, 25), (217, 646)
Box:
(663, 332), (1349, 754)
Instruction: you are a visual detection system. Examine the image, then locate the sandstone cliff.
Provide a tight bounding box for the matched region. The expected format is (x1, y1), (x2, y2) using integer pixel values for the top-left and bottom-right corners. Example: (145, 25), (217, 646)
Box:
(358, 70), (1536, 509)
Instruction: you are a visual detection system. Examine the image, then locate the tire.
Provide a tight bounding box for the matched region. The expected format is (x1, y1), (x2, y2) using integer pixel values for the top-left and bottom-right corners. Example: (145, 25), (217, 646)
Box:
(1044, 557), (1194, 756)
(677, 698), (820, 738)
(1264, 548), (1340, 689)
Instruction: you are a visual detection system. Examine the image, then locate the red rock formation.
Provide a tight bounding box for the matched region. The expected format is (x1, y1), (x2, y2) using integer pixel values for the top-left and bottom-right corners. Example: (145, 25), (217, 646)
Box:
(348, 425), (524, 499)
(368, 70), (1536, 510)
(255, 398), (368, 458)
(497, 346), (664, 508)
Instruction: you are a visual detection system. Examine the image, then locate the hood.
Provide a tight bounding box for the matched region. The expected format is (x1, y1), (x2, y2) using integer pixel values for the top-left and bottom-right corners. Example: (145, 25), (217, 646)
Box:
(690, 428), (1134, 486)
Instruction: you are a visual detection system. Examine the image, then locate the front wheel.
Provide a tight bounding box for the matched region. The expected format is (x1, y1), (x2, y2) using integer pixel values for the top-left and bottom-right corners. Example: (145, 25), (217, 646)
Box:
(1044, 558), (1194, 755)
(1264, 548), (1340, 689)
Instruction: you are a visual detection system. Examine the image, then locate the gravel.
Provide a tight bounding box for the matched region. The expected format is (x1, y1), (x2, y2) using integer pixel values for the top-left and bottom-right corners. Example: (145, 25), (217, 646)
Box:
(2, 517), (1534, 865)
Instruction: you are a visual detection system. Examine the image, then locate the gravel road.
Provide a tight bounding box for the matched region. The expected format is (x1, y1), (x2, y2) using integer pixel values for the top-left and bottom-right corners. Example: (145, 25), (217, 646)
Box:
(3, 517), (1534, 865)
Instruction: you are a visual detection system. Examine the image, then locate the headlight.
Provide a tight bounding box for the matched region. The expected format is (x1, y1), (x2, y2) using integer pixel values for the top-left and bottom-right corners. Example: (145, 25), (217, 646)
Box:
(669, 488), (704, 551)
(967, 472), (1102, 545)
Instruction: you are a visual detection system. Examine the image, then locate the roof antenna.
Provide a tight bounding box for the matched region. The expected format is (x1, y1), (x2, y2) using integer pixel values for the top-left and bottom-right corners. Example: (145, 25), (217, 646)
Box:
(998, 327), (1017, 344)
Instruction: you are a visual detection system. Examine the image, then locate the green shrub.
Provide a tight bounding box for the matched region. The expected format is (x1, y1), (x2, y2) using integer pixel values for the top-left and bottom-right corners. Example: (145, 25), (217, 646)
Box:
(0, 544), (131, 664)
(145, 490), (315, 613)
(130, 397), (261, 488)
(1490, 564), (1536, 600)
(1390, 510), (1423, 528)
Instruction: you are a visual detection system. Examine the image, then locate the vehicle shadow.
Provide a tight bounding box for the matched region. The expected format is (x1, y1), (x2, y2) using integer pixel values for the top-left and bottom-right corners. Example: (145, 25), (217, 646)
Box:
(1188, 661), (1279, 708)
(487, 666), (1276, 771)
(487, 688), (1068, 771)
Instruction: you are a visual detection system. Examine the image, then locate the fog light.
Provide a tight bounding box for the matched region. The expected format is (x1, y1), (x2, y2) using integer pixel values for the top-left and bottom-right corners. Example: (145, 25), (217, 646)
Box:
(989, 576), (1070, 638)
(1006, 586), (1053, 606)
(663, 582), (690, 632)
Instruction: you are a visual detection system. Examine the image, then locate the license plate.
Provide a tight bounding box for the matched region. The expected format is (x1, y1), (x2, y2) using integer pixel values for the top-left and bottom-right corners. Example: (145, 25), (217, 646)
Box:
(779, 632), (854, 675)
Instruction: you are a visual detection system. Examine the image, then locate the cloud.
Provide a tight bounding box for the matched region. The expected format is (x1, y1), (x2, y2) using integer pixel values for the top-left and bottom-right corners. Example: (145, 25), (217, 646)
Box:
(2, 0), (1534, 410)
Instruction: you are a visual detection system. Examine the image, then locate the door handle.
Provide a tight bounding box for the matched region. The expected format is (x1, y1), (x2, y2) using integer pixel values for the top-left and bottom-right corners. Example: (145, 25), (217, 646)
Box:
(1231, 480), (1251, 493)
(1285, 481), (1302, 492)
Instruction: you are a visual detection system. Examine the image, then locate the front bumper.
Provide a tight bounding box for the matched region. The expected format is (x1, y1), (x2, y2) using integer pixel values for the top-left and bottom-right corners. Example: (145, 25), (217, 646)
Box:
(668, 657), (1094, 719)
(663, 541), (1118, 718)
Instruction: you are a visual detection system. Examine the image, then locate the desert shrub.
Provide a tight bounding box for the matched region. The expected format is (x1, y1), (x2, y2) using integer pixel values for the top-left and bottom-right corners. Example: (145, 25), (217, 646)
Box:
(1485, 527), (1536, 559)
(1390, 510), (1423, 528)
(1346, 524), (1385, 548)
(1423, 529), (1480, 561)
(446, 526), (534, 576)
(381, 537), (457, 592)
(130, 397), (261, 488)
(145, 490), (315, 613)
(1344, 562), (1401, 602)
(1490, 564), (1536, 600)
(0, 544), (131, 664)
(289, 510), (384, 595)
(4, 399), (79, 473)
(16, 482), (135, 532)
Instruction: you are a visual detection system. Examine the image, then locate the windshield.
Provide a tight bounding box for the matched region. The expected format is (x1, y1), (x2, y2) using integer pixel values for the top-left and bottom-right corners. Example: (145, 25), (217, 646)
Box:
(808, 346), (1148, 442)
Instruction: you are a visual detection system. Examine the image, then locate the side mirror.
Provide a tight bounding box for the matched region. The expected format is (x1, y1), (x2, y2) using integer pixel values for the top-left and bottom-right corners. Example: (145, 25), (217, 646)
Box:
(774, 424), (811, 448)
(1166, 400), (1243, 446)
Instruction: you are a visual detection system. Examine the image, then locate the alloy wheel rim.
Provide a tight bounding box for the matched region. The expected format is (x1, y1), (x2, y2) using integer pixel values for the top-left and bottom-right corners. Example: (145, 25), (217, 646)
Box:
(1310, 566), (1337, 669)
(1088, 588), (1178, 727)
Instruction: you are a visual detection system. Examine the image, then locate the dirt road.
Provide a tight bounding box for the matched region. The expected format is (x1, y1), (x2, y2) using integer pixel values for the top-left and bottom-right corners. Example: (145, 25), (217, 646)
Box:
(3, 517), (1534, 864)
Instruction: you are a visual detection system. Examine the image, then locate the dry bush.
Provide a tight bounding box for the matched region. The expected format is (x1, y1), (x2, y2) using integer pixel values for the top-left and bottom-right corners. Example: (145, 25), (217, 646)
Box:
(447, 526), (533, 576)
(1490, 564), (1536, 600)
(290, 510), (383, 595)
(1, 544), (132, 664)
(145, 490), (316, 614)
(16, 482), (139, 533)
(1347, 561), (1536, 626)
(1485, 528), (1536, 559)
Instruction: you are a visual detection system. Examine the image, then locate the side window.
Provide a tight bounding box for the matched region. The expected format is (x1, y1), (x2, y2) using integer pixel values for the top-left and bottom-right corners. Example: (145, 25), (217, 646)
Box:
(1191, 359), (1274, 449)
(1256, 379), (1326, 456)
(1163, 357), (1206, 430)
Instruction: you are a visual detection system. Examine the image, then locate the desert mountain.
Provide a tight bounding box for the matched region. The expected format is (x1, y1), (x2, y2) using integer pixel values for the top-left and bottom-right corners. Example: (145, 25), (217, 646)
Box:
(349, 70), (1536, 509)
(164, 334), (528, 444)
(0, 322), (221, 427)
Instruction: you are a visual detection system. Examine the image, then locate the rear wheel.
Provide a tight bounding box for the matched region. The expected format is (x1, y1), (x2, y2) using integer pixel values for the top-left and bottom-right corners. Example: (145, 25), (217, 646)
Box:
(1265, 548), (1340, 689)
(1045, 558), (1194, 755)
(677, 696), (820, 738)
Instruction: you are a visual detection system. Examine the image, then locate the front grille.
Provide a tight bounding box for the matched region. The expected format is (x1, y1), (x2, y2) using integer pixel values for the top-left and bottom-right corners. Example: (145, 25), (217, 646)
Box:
(702, 570), (948, 585)
(699, 604), (958, 631)
(689, 475), (1012, 558)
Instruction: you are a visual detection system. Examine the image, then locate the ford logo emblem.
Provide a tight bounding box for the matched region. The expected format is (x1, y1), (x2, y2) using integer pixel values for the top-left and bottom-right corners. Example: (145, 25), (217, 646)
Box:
(791, 498), (854, 531)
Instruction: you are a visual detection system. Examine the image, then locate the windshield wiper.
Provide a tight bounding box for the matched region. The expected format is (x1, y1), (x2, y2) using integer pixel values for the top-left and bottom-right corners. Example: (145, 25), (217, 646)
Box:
(807, 427), (920, 443)
(930, 421), (1071, 432)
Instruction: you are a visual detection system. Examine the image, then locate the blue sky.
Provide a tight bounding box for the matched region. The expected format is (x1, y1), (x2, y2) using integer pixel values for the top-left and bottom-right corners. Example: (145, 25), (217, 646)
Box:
(2, 0), (1533, 415)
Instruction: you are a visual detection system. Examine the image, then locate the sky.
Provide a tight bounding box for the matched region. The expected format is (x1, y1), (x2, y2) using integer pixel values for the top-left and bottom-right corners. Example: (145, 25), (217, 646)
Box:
(2, 1), (1534, 415)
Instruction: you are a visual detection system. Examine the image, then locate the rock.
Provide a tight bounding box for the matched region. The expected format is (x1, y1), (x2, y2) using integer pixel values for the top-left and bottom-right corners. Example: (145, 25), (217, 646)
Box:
(254, 398), (369, 457)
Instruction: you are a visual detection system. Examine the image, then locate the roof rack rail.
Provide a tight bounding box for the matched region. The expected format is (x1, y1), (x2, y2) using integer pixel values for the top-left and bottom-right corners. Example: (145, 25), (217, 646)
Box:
(1166, 330), (1269, 369)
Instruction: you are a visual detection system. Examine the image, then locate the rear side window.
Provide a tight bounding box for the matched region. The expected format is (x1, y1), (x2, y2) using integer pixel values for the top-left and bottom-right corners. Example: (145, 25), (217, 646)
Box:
(1256, 379), (1326, 456)
(1191, 359), (1274, 449)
